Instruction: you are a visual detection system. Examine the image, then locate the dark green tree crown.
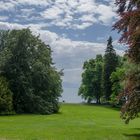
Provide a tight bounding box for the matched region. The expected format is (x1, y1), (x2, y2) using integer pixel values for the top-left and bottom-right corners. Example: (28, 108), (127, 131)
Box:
(105, 36), (116, 54)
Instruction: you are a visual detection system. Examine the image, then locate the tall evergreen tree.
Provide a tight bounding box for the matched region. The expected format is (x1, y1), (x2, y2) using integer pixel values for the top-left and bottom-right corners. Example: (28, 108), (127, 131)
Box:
(103, 36), (118, 101)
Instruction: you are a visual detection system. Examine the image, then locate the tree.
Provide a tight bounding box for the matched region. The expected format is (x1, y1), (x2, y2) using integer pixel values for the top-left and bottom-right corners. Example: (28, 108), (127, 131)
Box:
(78, 59), (96, 103)
(110, 56), (126, 106)
(103, 36), (118, 101)
(0, 29), (62, 114)
(0, 76), (14, 115)
(94, 55), (103, 104)
(78, 55), (103, 104)
(113, 0), (140, 63)
(113, 0), (140, 123)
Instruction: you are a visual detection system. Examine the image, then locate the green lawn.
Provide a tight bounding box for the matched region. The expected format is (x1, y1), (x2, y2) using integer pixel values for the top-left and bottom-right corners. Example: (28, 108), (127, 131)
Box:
(0, 104), (139, 140)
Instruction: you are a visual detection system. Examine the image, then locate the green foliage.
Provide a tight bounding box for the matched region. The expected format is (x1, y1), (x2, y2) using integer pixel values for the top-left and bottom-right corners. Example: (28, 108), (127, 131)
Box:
(0, 29), (62, 114)
(79, 37), (127, 107)
(79, 55), (103, 103)
(103, 36), (118, 101)
(78, 59), (96, 103)
(110, 56), (127, 106)
(121, 62), (140, 123)
(0, 76), (14, 115)
(110, 67), (125, 106)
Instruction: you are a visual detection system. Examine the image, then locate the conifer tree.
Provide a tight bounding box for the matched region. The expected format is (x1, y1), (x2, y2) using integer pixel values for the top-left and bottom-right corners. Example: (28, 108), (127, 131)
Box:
(103, 37), (118, 101)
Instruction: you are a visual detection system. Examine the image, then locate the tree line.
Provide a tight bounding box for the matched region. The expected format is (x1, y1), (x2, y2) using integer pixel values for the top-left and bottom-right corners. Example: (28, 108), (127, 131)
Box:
(79, 0), (140, 123)
(78, 36), (121, 105)
(0, 29), (62, 115)
(78, 36), (138, 124)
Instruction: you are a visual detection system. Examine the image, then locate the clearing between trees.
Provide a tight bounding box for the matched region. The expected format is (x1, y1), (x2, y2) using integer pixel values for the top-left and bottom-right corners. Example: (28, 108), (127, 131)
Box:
(0, 104), (139, 140)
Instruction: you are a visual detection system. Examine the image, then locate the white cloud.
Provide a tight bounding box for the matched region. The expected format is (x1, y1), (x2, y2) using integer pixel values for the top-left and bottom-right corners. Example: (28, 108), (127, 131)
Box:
(0, 0), (116, 30)
(0, 22), (25, 30)
(113, 40), (126, 56)
(0, 1), (15, 11)
(0, 22), (45, 32)
(49, 0), (116, 28)
(38, 30), (59, 45)
(41, 6), (63, 20)
(0, 0), (51, 11)
(97, 4), (116, 25)
(79, 14), (97, 23)
(76, 0), (96, 14)
(73, 22), (93, 30)
(16, 0), (50, 6)
(20, 8), (35, 15)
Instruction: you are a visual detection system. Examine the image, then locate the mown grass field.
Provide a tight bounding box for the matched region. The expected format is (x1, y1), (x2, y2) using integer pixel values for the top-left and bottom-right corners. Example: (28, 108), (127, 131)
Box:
(0, 104), (139, 140)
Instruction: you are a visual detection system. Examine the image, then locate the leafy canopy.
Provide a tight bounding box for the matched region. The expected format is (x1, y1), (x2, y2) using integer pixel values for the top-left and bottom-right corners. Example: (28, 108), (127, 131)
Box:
(0, 29), (62, 114)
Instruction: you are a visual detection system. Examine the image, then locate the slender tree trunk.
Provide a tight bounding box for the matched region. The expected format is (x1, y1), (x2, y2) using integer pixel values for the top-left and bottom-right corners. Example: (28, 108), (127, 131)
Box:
(98, 97), (101, 104)
(96, 97), (101, 104)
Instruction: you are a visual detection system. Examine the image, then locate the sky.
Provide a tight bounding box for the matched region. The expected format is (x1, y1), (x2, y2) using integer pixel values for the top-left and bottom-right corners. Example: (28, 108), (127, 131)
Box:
(0, 0), (125, 103)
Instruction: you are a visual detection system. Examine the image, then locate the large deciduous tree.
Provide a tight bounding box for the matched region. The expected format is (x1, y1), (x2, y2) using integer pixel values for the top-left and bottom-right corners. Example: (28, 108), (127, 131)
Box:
(113, 0), (140, 123)
(78, 55), (103, 104)
(94, 55), (103, 104)
(0, 29), (62, 114)
(103, 36), (118, 101)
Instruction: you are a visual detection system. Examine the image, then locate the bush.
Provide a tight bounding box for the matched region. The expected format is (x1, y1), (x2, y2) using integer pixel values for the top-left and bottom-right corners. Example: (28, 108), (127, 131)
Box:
(0, 76), (14, 115)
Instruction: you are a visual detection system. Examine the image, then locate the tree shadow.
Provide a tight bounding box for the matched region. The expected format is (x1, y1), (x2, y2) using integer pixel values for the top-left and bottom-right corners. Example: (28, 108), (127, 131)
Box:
(133, 128), (140, 131)
(84, 103), (121, 111)
(123, 133), (140, 140)
(101, 105), (121, 111)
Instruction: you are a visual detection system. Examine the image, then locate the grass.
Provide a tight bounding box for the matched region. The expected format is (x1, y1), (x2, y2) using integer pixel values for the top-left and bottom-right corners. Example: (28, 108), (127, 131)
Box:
(0, 104), (139, 140)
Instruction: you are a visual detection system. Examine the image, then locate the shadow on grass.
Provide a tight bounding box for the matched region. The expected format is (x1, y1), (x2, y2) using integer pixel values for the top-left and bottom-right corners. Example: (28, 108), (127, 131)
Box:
(133, 128), (140, 130)
(83, 103), (121, 111)
(0, 111), (63, 117)
(123, 133), (140, 140)
(101, 105), (121, 111)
